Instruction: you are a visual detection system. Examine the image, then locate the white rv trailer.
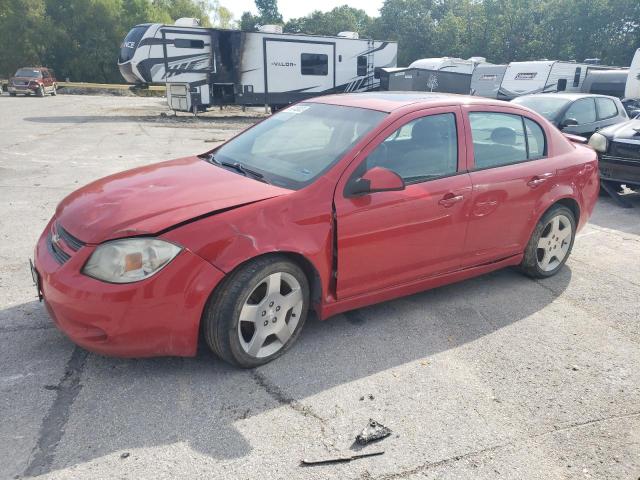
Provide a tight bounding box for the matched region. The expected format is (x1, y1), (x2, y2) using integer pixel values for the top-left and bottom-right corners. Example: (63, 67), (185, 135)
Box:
(498, 60), (603, 100)
(408, 56), (487, 74)
(625, 48), (640, 99)
(470, 64), (508, 98)
(118, 20), (398, 112)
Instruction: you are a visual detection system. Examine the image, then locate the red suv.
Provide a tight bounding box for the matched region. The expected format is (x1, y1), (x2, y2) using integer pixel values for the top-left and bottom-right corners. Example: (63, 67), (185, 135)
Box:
(8, 67), (57, 97)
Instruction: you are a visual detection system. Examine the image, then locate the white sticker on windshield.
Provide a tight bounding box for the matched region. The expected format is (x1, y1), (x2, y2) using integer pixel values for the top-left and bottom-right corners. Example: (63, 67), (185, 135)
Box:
(286, 104), (310, 114)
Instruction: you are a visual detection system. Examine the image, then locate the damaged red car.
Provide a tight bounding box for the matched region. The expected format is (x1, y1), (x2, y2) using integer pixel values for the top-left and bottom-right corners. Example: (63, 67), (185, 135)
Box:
(32, 93), (599, 367)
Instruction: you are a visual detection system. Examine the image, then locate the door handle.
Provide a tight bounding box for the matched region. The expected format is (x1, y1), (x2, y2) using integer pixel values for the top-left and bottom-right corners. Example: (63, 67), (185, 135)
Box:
(439, 193), (464, 207)
(527, 173), (553, 188)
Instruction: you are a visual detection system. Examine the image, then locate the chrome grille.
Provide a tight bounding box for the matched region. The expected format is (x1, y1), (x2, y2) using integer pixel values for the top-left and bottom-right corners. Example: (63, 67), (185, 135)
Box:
(56, 223), (85, 251)
(47, 234), (71, 264)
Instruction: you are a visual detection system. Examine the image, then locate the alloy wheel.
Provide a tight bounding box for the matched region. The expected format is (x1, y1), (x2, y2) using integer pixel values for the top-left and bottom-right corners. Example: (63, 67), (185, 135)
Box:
(237, 272), (304, 358)
(536, 214), (572, 272)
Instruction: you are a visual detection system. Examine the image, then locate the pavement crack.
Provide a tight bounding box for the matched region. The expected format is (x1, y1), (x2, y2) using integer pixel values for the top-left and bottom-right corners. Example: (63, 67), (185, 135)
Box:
(0, 324), (56, 333)
(23, 347), (89, 478)
(249, 369), (325, 422)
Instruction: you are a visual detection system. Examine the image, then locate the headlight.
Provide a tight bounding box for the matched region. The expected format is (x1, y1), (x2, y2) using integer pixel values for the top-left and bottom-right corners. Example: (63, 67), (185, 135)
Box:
(588, 132), (608, 153)
(82, 238), (182, 283)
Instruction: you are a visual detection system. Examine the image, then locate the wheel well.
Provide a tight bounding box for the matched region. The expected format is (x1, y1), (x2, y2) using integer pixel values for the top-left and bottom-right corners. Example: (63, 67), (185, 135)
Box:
(553, 197), (580, 224)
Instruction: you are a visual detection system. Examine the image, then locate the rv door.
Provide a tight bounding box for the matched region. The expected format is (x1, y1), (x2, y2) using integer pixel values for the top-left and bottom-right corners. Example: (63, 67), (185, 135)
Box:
(264, 39), (335, 105)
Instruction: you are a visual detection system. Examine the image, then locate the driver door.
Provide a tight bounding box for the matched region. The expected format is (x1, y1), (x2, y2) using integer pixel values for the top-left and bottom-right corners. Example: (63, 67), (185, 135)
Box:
(333, 107), (472, 299)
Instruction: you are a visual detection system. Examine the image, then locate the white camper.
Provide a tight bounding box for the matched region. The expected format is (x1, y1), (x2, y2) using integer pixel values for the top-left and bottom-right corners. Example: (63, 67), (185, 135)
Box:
(498, 61), (598, 99)
(470, 64), (508, 98)
(625, 48), (640, 99)
(118, 21), (397, 112)
(408, 56), (486, 75)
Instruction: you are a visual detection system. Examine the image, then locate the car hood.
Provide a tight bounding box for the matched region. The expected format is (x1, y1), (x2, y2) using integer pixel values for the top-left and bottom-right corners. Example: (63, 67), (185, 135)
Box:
(10, 76), (40, 83)
(56, 156), (291, 244)
(599, 119), (640, 139)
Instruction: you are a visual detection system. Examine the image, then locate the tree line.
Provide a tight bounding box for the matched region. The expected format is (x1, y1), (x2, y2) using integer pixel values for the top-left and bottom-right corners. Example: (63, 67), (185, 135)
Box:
(1, 0), (639, 84)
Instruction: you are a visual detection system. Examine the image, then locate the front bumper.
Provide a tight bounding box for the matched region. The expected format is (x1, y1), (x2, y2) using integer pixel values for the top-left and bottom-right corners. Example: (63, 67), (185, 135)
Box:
(33, 219), (225, 357)
(599, 154), (640, 187)
(8, 85), (38, 93)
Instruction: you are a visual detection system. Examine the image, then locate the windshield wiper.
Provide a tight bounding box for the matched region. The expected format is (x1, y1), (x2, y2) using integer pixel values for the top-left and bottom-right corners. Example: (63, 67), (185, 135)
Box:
(206, 154), (267, 182)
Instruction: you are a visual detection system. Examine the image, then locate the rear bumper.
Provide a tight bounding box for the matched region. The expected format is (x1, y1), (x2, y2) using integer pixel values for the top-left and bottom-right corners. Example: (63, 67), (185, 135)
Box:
(33, 220), (225, 357)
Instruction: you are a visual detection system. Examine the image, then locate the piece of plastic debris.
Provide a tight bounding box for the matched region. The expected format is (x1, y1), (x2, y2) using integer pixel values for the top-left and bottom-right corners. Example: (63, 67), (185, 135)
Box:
(356, 419), (392, 445)
(120, 452), (130, 459)
(301, 450), (384, 465)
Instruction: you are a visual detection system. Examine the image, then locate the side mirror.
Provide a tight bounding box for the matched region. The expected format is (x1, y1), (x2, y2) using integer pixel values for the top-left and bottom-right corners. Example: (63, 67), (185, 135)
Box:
(348, 166), (405, 196)
(560, 118), (579, 129)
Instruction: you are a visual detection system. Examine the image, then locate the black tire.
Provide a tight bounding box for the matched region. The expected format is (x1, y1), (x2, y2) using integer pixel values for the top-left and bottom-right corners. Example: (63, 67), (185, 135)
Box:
(519, 204), (576, 279)
(202, 255), (310, 368)
(51, 84), (57, 96)
(9, 93), (16, 97)
(36, 86), (44, 97)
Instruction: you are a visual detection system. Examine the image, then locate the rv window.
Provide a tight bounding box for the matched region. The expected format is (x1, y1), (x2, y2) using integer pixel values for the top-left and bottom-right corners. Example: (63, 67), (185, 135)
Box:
(557, 78), (567, 91)
(469, 112), (528, 169)
(564, 98), (596, 124)
(301, 53), (328, 76)
(595, 98), (618, 120)
(174, 39), (205, 49)
(357, 56), (367, 76)
(573, 67), (581, 87)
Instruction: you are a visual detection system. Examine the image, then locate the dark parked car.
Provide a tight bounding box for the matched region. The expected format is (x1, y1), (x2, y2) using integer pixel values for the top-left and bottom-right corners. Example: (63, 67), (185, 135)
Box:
(512, 93), (628, 138)
(8, 67), (57, 97)
(588, 119), (640, 204)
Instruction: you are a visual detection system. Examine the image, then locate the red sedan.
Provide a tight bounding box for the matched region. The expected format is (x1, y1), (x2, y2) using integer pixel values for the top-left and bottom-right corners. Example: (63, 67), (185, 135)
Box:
(33, 93), (599, 367)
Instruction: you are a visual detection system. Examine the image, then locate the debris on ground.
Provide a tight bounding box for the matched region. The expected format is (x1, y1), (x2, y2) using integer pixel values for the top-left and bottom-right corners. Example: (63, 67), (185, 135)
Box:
(356, 419), (392, 445)
(301, 450), (384, 466)
(120, 452), (130, 459)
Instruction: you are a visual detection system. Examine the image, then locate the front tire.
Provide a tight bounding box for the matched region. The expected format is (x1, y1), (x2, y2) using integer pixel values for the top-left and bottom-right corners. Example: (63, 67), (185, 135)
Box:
(203, 256), (310, 368)
(36, 86), (44, 97)
(519, 205), (576, 278)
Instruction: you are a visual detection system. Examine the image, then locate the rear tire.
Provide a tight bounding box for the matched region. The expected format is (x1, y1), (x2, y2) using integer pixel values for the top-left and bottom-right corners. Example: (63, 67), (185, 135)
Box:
(36, 86), (44, 97)
(202, 256), (310, 368)
(51, 84), (57, 96)
(519, 205), (576, 279)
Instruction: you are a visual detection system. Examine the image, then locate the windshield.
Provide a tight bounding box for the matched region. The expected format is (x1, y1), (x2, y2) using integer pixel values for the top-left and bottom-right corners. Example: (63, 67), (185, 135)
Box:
(119, 25), (149, 63)
(512, 96), (571, 121)
(14, 69), (41, 78)
(212, 103), (387, 189)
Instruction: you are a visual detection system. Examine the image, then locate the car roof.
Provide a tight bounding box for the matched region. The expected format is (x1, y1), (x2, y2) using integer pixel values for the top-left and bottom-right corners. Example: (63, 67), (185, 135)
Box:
(307, 92), (507, 113)
(515, 93), (616, 101)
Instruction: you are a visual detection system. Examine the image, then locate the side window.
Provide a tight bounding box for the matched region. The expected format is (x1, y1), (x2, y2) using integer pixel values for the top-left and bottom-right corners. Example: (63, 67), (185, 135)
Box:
(174, 39), (205, 49)
(595, 98), (618, 120)
(357, 56), (367, 76)
(573, 67), (581, 87)
(557, 78), (567, 91)
(524, 118), (546, 159)
(564, 98), (596, 124)
(42, 70), (49, 78)
(301, 53), (328, 76)
(469, 112), (527, 168)
(366, 113), (458, 183)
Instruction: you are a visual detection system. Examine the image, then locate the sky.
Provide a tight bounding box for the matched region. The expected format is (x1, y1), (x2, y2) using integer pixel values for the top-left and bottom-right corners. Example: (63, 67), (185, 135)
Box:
(221, 0), (384, 22)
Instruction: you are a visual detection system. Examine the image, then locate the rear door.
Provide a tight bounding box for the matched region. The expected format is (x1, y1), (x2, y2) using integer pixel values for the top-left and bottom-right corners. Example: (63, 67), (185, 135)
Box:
(461, 106), (556, 266)
(595, 97), (624, 129)
(264, 39), (335, 104)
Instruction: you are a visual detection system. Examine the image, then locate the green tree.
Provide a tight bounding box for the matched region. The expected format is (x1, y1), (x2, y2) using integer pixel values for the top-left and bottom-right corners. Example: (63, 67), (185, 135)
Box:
(285, 6), (373, 36)
(240, 0), (281, 31)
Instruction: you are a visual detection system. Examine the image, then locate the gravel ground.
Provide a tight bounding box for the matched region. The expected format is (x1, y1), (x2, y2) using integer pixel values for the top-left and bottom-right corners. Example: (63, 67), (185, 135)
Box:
(1, 93), (639, 480)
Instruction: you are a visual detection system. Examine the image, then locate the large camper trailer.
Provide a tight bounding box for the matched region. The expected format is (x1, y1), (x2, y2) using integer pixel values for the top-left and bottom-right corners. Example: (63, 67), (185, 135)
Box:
(381, 68), (471, 94)
(470, 64), (508, 98)
(498, 61), (605, 100)
(581, 69), (629, 98)
(625, 48), (640, 99)
(118, 20), (398, 112)
(408, 56), (486, 74)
